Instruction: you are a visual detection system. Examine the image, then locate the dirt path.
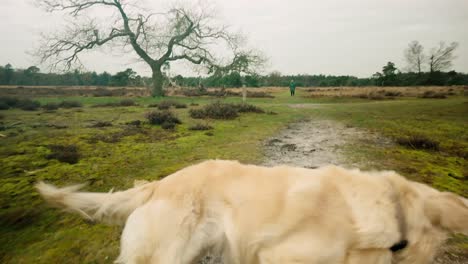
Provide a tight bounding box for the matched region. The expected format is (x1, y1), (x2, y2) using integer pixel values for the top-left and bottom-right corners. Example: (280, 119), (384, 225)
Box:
(262, 119), (370, 168)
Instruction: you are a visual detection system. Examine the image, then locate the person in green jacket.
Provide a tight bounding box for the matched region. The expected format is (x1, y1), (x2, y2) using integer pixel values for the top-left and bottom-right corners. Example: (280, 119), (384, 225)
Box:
(289, 80), (296, 96)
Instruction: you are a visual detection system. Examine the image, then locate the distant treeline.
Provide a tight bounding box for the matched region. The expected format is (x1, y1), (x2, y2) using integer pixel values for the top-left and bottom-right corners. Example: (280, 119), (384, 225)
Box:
(0, 64), (150, 87)
(175, 70), (468, 88)
(1, 63), (467, 88)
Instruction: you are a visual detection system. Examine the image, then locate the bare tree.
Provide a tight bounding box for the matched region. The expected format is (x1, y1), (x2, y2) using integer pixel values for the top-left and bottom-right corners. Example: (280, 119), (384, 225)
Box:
(428, 42), (458, 73)
(404, 40), (425, 74)
(35, 0), (265, 96)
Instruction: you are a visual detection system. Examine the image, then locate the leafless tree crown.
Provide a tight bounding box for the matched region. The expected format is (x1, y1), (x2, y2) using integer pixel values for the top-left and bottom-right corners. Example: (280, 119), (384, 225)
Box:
(36, 0), (265, 75)
(428, 42), (458, 73)
(404, 40), (425, 73)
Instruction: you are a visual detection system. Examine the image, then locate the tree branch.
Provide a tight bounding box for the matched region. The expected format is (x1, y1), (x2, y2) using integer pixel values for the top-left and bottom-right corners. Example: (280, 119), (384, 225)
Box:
(39, 0), (116, 16)
(112, 0), (157, 66)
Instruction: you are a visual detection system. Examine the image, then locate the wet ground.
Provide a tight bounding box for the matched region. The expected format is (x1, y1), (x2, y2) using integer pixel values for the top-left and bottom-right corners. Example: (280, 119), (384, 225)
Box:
(262, 119), (366, 168)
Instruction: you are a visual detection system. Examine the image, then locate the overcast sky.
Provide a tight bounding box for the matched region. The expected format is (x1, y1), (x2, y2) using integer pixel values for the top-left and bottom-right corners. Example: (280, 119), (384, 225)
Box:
(1, 0), (468, 77)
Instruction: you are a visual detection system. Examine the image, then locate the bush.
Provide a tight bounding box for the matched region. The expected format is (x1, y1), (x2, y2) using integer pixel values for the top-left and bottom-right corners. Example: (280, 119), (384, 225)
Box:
(92, 99), (136, 107)
(145, 111), (181, 129)
(92, 87), (114, 97)
(119, 99), (137, 106)
(0, 97), (19, 108)
(156, 101), (171, 110)
(189, 102), (265, 119)
(384, 91), (402, 97)
(18, 99), (41, 111)
(420, 91), (447, 99)
(355, 93), (387, 100)
(46, 144), (80, 164)
(396, 134), (440, 151)
(42, 102), (60, 111)
(59, 100), (82, 108)
(0, 97), (42, 110)
(234, 103), (265, 113)
(368, 93), (386, 100)
(189, 123), (213, 131)
(189, 102), (238, 120)
(189, 108), (207, 119)
(181, 89), (204, 97)
(161, 121), (176, 130)
(0, 102), (9, 110)
(174, 102), (188, 109)
(181, 88), (241, 97)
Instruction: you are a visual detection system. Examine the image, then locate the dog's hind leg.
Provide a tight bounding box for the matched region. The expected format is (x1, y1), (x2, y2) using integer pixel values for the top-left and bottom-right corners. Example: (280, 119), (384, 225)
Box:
(116, 200), (213, 264)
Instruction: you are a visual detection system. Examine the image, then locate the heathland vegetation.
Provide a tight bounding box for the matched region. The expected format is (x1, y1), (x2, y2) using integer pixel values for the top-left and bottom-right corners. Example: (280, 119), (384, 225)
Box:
(0, 86), (467, 262)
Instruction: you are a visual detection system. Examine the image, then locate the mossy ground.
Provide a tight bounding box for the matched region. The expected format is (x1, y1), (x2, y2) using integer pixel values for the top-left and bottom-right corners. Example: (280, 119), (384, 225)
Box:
(0, 89), (466, 263)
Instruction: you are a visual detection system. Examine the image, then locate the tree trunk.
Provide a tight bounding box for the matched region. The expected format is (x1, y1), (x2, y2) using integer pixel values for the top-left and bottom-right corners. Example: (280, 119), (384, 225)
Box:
(151, 66), (165, 97)
(417, 58), (421, 74)
(429, 56), (434, 73)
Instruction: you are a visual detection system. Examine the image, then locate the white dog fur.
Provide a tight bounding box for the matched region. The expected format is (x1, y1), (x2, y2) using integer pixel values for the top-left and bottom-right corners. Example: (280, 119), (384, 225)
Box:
(36, 160), (468, 264)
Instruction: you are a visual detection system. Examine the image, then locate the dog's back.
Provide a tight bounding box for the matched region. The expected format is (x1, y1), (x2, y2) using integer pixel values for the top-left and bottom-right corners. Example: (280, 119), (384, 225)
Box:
(37, 160), (468, 264)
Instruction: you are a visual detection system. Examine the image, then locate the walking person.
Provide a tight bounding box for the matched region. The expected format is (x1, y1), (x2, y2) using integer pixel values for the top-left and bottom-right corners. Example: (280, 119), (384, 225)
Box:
(289, 80), (296, 96)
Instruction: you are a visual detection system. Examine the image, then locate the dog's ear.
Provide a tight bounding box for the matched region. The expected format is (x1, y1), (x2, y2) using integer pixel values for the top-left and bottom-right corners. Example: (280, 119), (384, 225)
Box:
(424, 192), (468, 235)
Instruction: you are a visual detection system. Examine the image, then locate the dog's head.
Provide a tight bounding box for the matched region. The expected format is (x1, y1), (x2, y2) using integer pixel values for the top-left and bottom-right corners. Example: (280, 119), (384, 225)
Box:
(392, 179), (468, 263)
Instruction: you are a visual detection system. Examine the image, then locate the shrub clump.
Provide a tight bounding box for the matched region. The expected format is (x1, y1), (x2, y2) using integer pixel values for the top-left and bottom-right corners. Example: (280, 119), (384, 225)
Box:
(42, 102), (60, 111)
(189, 123), (213, 131)
(190, 102), (238, 120)
(145, 110), (181, 129)
(420, 91), (447, 99)
(234, 103), (265, 113)
(383, 91), (402, 97)
(18, 99), (41, 111)
(0, 97), (42, 111)
(161, 121), (176, 130)
(92, 99), (137, 107)
(152, 100), (187, 110)
(0, 97), (19, 110)
(0, 102), (9, 110)
(92, 87), (114, 97)
(46, 144), (80, 164)
(189, 102), (265, 120)
(396, 134), (440, 151)
(119, 99), (137, 106)
(59, 100), (83, 108)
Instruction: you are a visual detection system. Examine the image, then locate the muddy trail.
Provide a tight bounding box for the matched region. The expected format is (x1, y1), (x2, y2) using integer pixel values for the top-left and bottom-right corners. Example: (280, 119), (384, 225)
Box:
(262, 119), (370, 169)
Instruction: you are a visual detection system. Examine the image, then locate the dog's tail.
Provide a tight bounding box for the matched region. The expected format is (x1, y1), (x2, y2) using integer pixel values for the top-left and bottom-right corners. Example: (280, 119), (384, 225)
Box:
(36, 180), (156, 225)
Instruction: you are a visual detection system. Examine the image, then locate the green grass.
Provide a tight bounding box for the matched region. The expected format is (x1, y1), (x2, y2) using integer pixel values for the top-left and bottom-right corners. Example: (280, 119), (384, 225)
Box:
(0, 90), (466, 262)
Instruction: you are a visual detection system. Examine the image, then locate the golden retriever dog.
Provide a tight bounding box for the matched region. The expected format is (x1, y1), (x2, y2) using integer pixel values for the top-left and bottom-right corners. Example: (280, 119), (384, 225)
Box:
(36, 160), (468, 264)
